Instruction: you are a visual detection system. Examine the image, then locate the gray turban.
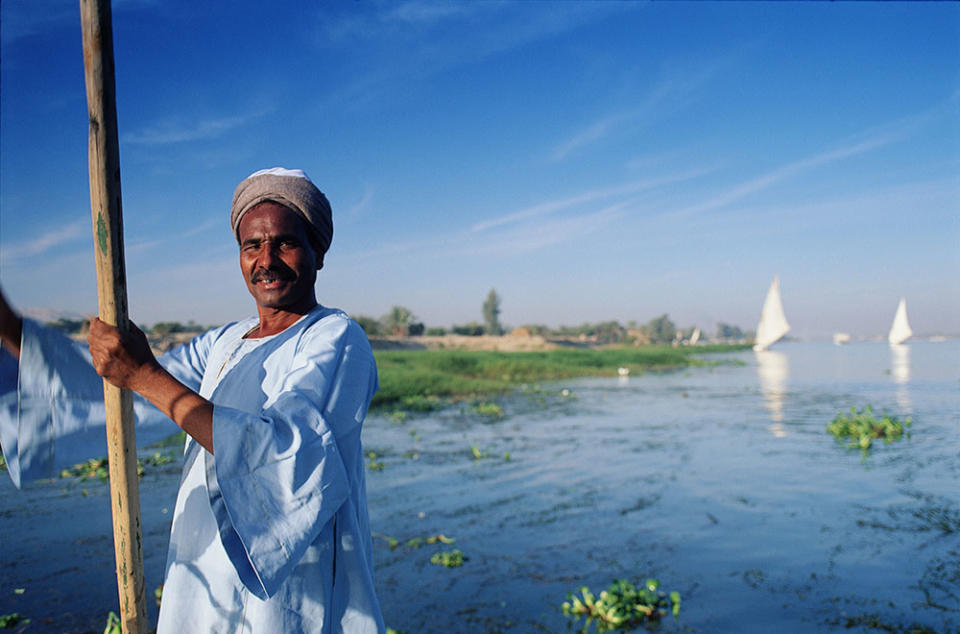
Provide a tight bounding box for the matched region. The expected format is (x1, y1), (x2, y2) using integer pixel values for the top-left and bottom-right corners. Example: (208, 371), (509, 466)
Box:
(230, 167), (333, 258)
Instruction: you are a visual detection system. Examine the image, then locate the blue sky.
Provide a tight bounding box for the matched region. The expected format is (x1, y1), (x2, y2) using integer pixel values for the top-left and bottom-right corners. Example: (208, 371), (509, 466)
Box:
(1, 1), (957, 339)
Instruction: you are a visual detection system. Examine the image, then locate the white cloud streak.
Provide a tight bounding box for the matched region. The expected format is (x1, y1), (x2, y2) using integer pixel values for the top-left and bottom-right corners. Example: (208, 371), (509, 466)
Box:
(669, 134), (901, 218)
(342, 186), (375, 220)
(463, 202), (627, 257)
(471, 168), (712, 233)
(122, 112), (260, 146)
(550, 60), (726, 162)
(0, 218), (89, 260)
(180, 217), (222, 239)
(316, 2), (627, 109)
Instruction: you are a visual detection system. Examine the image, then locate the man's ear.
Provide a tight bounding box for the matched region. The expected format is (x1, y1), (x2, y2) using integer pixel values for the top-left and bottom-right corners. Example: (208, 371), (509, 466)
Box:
(316, 251), (324, 270)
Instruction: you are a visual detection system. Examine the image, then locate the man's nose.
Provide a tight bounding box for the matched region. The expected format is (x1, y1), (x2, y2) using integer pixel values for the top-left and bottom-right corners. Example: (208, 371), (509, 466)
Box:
(260, 243), (282, 267)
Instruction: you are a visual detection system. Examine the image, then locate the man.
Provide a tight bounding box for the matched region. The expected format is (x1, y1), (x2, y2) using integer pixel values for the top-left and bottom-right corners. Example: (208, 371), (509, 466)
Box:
(0, 168), (385, 632)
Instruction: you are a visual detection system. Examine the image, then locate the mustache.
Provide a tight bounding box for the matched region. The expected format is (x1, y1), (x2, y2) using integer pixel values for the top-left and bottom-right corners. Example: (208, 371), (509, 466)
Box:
(251, 267), (296, 283)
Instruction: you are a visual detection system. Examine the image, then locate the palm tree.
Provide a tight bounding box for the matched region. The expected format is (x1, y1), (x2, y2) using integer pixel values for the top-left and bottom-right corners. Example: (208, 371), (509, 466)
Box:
(383, 305), (414, 336)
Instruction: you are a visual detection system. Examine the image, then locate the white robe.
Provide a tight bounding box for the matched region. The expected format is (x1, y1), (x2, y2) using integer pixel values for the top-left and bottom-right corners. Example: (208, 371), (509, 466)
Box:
(0, 305), (385, 633)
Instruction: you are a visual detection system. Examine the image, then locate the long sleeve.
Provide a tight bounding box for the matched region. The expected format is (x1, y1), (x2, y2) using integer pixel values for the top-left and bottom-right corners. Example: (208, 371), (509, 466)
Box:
(0, 318), (225, 488)
(203, 318), (378, 601)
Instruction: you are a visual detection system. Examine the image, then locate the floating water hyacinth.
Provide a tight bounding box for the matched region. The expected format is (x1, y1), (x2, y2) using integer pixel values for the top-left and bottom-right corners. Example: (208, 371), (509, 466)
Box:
(470, 401), (505, 418)
(827, 406), (911, 451)
(408, 534), (455, 549)
(0, 613), (29, 628)
(366, 451), (386, 471)
(59, 452), (177, 481)
(430, 549), (466, 568)
(562, 578), (680, 632)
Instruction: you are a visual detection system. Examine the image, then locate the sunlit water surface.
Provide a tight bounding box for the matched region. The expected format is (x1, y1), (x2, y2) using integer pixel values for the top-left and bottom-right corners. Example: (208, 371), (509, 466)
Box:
(1, 342), (957, 632)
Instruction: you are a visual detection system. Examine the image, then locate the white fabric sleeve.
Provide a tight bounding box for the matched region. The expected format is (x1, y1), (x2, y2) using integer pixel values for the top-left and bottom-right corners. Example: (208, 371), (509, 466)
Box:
(0, 319), (221, 488)
(205, 323), (378, 599)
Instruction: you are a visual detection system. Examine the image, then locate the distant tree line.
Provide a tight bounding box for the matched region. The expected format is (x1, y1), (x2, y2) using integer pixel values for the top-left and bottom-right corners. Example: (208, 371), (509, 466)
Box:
(349, 289), (751, 345)
(47, 318), (212, 336)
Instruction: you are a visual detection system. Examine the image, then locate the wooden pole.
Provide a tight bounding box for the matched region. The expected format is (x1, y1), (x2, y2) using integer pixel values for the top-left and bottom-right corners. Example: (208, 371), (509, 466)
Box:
(78, 0), (147, 631)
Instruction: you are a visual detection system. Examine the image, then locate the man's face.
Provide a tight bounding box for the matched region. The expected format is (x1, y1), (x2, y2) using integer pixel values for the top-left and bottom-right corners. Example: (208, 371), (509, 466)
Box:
(238, 202), (321, 312)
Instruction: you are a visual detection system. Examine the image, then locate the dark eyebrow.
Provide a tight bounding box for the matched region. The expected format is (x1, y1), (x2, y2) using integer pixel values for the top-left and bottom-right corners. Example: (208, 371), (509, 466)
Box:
(241, 233), (302, 247)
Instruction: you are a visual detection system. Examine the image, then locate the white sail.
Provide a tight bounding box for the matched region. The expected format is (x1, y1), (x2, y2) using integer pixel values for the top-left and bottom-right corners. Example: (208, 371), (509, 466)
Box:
(753, 276), (790, 351)
(888, 298), (912, 345)
(689, 327), (701, 345)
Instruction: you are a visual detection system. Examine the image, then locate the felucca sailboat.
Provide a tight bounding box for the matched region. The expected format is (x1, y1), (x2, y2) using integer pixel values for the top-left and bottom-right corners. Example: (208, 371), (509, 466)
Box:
(888, 298), (912, 345)
(753, 276), (790, 351)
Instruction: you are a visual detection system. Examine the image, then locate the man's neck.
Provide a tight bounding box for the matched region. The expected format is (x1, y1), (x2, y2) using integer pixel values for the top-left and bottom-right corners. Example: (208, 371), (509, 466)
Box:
(250, 301), (318, 338)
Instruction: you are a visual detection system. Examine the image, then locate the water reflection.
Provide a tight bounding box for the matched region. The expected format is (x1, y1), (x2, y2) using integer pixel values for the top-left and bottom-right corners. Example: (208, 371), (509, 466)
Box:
(890, 344), (912, 412)
(756, 350), (789, 429)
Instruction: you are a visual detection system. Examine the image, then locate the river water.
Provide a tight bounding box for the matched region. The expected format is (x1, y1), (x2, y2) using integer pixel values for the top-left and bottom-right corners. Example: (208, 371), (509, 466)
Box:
(1, 342), (957, 632)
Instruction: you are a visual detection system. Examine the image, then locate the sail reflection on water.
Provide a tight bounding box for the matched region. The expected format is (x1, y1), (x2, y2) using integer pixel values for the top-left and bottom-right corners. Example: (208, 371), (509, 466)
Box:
(756, 349), (789, 432)
(890, 344), (912, 412)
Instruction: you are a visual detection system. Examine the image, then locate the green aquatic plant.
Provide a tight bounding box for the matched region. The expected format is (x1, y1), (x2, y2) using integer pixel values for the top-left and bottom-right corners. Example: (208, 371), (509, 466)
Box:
(827, 406), (911, 450)
(61, 458), (109, 481)
(366, 451), (386, 471)
(142, 451), (174, 469)
(0, 613), (28, 628)
(373, 533), (400, 550)
(430, 549), (465, 568)
(562, 578), (680, 632)
(470, 401), (504, 418)
(103, 611), (121, 634)
(407, 534), (456, 550)
(375, 533), (454, 551)
(59, 451), (178, 481)
(399, 394), (445, 412)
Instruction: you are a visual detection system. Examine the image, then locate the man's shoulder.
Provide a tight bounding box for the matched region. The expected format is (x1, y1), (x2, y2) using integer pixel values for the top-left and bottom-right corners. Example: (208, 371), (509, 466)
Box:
(301, 307), (371, 349)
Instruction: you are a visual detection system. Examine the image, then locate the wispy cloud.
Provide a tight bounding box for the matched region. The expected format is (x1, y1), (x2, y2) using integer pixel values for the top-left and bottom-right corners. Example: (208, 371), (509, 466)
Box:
(180, 217), (222, 239)
(550, 115), (627, 163)
(463, 202), (627, 257)
(125, 238), (165, 254)
(386, 1), (480, 25)
(471, 168), (711, 233)
(122, 112), (261, 146)
(0, 218), (89, 260)
(339, 195), (633, 265)
(342, 185), (375, 220)
(669, 133), (903, 218)
(550, 61), (726, 162)
(316, 2), (625, 109)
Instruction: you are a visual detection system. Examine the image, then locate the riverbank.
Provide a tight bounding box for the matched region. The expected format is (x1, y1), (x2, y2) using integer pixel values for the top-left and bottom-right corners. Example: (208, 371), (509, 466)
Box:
(371, 344), (748, 408)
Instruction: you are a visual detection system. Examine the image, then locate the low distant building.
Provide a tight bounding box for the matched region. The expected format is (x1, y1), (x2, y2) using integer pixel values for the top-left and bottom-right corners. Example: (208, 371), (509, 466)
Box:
(628, 329), (651, 345)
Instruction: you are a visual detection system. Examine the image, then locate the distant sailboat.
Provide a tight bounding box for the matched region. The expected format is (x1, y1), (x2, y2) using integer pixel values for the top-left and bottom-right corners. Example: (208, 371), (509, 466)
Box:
(888, 298), (912, 345)
(689, 327), (701, 345)
(753, 276), (790, 351)
(832, 332), (851, 346)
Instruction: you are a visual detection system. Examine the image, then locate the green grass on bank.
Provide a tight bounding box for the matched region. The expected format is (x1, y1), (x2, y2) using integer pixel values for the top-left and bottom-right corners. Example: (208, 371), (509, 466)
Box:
(372, 344), (747, 409)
